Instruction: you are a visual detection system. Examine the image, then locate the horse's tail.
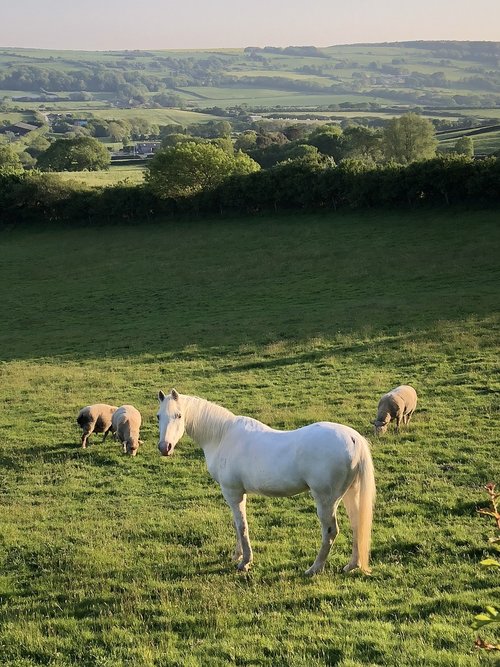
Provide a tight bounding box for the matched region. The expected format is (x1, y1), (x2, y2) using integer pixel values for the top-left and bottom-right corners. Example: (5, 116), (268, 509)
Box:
(356, 435), (376, 574)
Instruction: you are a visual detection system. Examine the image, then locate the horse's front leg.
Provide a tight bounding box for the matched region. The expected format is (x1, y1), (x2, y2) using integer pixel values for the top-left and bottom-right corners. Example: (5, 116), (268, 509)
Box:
(221, 487), (253, 572)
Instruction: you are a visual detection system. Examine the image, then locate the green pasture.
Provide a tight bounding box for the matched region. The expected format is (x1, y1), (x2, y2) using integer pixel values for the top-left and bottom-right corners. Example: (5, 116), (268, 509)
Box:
(54, 164), (145, 187)
(459, 109), (500, 121)
(228, 70), (334, 85)
(0, 209), (499, 666)
(470, 130), (500, 154)
(437, 127), (500, 155)
(13, 101), (111, 112)
(0, 90), (42, 98)
(87, 108), (225, 125)
(0, 111), (28, 124)
(179, 87), (390, 108)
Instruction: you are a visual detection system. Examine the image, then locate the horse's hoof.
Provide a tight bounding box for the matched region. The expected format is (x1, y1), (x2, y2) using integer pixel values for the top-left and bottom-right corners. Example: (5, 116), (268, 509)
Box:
(237, 562), (251, 572)
(342, 563), (358, 573)
(305, 565), (323, 576)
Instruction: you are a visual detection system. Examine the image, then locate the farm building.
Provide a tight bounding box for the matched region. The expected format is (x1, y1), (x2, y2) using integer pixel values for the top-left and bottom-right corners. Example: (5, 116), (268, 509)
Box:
(0, 121), (38, 136)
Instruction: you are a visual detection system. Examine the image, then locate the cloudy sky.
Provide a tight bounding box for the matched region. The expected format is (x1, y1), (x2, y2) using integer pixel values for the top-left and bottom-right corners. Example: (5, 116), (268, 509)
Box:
(2, 0), (499, 51)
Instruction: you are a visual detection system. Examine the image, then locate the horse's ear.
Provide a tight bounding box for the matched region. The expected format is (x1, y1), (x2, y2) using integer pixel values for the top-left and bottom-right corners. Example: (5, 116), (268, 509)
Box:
(171, 388), (179, 401)
(158, 390), (166, 402)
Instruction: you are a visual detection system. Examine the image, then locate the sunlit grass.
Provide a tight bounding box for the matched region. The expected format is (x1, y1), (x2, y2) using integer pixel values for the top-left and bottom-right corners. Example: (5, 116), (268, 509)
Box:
(55, 164), (145, 187)
(0, 208), (498, 666)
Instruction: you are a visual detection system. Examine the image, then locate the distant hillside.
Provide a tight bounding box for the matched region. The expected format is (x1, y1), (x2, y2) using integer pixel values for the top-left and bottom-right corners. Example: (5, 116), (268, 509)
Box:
(1, 41), (500, 112)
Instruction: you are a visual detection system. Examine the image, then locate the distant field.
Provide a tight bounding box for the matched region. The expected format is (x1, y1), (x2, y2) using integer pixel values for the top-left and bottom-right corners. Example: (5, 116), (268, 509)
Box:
(13, 101), (111, 112)
(228, 70), (334, 84)
(55, 164), (145, 187)
(87, 108), (225, 125)
(2, 41), (499, 116)
(437, 125), (500, 155)
(260, 110), (462, 122)
(179, 86), (391, 108)
(0, 111), (28, 124)
(0, 210), (499, 667)
(458, 109), (500, 120)
(470, 130), (500, 154)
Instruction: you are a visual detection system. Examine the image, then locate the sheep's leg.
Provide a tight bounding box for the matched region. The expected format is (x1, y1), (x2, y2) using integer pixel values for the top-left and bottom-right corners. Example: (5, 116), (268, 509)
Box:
(395, 410), (403, 432)
(81, 426), (93, 448)
(102, 427), (112, 443)
(405, 410), (414, 425)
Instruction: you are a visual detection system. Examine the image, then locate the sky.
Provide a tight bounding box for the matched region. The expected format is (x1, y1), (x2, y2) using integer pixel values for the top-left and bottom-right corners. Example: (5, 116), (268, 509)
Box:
(1, 0), (500, 51)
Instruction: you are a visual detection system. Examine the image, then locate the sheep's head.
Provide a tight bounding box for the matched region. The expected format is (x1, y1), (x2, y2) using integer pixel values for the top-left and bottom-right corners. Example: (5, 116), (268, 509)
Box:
(125, 438), (140, 456)
(372, 418), (389, 435)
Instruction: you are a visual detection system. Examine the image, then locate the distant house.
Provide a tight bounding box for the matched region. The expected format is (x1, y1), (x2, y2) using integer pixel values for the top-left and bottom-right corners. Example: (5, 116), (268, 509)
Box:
(134, 142), (161, 156)
(0, 121), (39, 137)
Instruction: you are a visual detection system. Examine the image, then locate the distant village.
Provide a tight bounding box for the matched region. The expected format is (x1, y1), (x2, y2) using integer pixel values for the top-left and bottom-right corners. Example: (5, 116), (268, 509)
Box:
(0, 114), (161, 159)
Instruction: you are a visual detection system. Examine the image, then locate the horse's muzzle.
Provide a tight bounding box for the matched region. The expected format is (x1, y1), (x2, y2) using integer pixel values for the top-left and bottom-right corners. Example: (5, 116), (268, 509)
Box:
(158, 442), (174, 456)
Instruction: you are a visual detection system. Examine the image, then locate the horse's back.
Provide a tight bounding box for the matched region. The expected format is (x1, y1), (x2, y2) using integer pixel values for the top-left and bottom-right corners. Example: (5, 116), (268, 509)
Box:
(218, 420), (363, 496)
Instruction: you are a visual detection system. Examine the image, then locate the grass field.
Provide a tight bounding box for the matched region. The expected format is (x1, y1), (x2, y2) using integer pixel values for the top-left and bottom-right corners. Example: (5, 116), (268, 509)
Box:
(0, 209), (499, 666)
(86, 108), (225, 125)
(55, 164), (145, 187)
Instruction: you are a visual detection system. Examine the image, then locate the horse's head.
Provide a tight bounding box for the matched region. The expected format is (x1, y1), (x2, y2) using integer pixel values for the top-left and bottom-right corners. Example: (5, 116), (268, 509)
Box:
(157, 389), (185, 456)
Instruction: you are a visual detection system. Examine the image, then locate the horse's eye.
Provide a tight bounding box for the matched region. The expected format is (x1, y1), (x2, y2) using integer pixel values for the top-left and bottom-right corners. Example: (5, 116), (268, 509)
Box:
(177, 413), (182, 419)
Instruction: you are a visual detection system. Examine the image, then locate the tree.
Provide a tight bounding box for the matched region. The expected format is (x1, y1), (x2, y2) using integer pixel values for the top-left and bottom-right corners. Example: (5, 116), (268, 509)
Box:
(341, 126), (383, 163)
(0, 144), (22, 172)
(25, 134), (51, 159)
(189, 120), (232, 139)
(383, 113), (437, 164)
(37, 137), (111, 171)
(107, 121), (130, 142)
(234, 131), (258, 152)
(307, 124), (343, 161)
(145, 141), (259, 199)
(454, 136), (474, 157)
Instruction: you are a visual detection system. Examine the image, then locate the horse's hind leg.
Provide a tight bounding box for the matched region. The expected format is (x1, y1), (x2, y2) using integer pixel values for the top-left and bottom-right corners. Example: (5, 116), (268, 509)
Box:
(221, 487), (253, 572)
(231, 517), (243, 563)
(342, 480), (361, 572)
(305, 492), (341, 576)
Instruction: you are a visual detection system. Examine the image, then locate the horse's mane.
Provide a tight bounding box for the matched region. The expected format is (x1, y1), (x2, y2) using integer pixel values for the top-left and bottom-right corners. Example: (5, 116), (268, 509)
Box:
(183, 394), (236, 444)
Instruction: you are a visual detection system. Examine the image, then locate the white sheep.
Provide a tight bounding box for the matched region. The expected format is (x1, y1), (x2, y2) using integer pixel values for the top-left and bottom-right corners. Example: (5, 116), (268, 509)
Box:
(112, 405), (143, 456)
(77, 403), (118, 448)
(372, 385), (417, 435)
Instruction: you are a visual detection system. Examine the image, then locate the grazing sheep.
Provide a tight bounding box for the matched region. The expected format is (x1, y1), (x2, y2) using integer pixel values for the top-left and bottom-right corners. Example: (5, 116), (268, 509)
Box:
(112, 405), (143, 456)
(77, 403), (118, 448)
(372, 385), (417, 435)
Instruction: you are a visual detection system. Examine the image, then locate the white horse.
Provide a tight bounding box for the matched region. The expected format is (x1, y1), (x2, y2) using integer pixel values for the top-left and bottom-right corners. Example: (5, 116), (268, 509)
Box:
(157, 389), (376, 575)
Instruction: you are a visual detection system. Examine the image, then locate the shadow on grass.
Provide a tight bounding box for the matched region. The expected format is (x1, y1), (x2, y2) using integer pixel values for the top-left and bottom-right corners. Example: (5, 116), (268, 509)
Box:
(1, 211), (499, 363)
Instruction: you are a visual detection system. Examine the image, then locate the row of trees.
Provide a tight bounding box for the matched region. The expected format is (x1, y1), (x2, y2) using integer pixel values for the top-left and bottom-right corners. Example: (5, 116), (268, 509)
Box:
(0, 112), (481, 174)
(1, 154), (499, 226)
(230, 114), (438, 168)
